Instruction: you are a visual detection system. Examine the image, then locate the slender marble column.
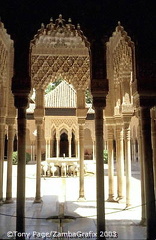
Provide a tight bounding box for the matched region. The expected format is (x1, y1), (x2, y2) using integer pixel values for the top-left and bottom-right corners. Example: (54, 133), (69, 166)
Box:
(116, 126), (124, 200)
(0, 124), (5, 205)
(46, 139), (51, 159)
(5, 124), (14, 203)
(93, 140), (96, 161)
(48, 140), (51, 158)
(16, 107), (27, 239)
(138, 118), (146, 225)
(56, 137), (60, 158)
(140, 107), (156, 239)
(46, 139), (48, 160)
(69, 137), (72, 158)
(34, 121), (42, 203)
(77, 140), (80, 159)
(131, 140), (135, 162)
(133, 140), (137, 162)
(107, 127), (115, 201)
(78, 122), (85, 199)
(75, 139), (78, 158)
(31, 142), (33, 161)
(124, 122), (131, 207)
(151, 108), (156, 196)
(50, 139), (53, 158)
(95, 107), (105, 238)
(33, 141), (36, 161)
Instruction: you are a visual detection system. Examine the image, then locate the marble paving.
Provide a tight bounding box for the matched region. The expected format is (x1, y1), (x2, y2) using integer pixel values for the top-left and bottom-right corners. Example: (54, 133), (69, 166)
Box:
(0, 162), (146, 239)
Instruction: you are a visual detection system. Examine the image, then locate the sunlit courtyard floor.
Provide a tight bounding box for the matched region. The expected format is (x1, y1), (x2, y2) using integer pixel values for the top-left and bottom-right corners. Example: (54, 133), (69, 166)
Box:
(0, 161), (146, 239)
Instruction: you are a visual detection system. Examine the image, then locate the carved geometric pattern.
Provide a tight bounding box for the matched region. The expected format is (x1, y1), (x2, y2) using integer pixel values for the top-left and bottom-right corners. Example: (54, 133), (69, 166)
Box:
(51, 118), (77, 127)
(106, 22), (134, 118)
(0, 20), (14, 120)
(30, 15), (90, 91)
(0, 40), (7, 82)
(31, 55), (90, 90)
(107, 22), (134, 86)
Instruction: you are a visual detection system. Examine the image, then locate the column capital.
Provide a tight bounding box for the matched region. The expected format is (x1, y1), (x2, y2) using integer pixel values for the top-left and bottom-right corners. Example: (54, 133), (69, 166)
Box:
(91, 79), (108, 98)
(0, 107), (7, 118)
(151, 107), (156, 119)
(93, 96), (106, 109)
(34, 108), (45, 119)
(76, 108), (87, 119)
(14, 95), (29, 109)
(12, 75), (31, 109)
(107, 126), (114, 140)
(122, 104), (134, 116)
(0, 117), (6, 125)
(56, 136), (60, 141)
(123, 115), (132, 125)
(35, 119), (43, 125)
(77, 118), (86, 125)
(6, 117), (16, 125)
(133, 92), (156, 109)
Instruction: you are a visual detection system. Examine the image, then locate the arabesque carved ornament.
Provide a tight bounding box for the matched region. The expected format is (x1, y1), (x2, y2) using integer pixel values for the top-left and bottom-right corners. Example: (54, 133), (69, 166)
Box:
(31, 55), (90, 90)
(30, 15), (90, 91)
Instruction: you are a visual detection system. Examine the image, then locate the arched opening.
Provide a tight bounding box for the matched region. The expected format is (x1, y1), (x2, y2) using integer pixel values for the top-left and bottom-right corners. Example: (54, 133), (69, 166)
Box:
(60, 132), (69, 157)
(71, 132), (76, 157)
(4, 134), (8, 159)
(13, 134), (17, 152)
(84, 128), (93, 160)
(51, 133), (56, 157)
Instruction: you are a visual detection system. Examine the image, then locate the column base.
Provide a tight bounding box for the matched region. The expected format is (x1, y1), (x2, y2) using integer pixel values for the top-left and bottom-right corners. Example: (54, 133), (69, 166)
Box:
(107, 196), (118, 202)
(5, 198), (14, 204)
(125, 202), (131, 208)
(78, 196), (86, 201)
(139, 218), (146, 226)
(34, 198), (42, 203)
(116, 196), (124, 203)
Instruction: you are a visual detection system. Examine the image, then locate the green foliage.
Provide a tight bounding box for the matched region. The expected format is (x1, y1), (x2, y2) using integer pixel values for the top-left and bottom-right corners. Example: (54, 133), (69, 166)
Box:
(26, 152), (31, 163)
(103, 150), (108, 164)
(12, 152), (18, 165)
(12, 151), (31, 165)
(85, 89), (92, 104)
(45, 79), (62, 94)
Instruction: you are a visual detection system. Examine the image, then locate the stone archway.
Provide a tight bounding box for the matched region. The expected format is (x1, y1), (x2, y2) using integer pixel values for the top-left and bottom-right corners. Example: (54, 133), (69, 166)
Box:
(106, 22), (135, 204)
(71, 132), (76, 157)
(30, 14), (90, 202)
(60, 132), (69, 157)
